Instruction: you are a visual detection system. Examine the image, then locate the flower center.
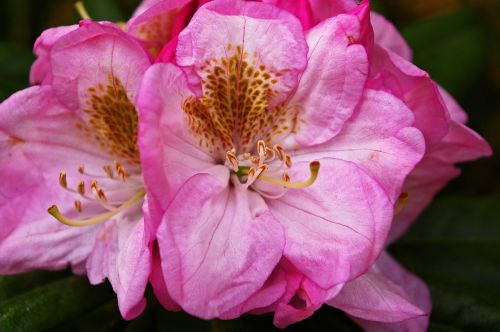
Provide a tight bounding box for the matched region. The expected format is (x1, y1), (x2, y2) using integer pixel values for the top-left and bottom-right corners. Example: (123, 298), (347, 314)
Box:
(226, 140), (319, 198)
(182, 44), (319, 195)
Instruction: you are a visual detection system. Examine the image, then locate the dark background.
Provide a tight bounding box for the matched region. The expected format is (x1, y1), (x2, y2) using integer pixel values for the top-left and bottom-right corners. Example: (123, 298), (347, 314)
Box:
(0, 0), (499, 331)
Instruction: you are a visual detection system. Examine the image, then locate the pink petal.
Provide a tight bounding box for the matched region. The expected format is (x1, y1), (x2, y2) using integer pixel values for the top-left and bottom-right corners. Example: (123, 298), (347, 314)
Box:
(175, 0), (308, 105)
(127, 0), (194, 56)
(389, 158), (460, 243)
(261, 0), (315, 29)
(368, 46), (450, 144)
(50, 20), (151, 112)
(438, 85), (468, 123)
(267, 157), (393, 289)
(0, 86), (111, 173)
(0, 183), (100, 274)
(329, 255), (425, 322)
(149, 241), (181, 311)
(157, 172), (285, 319)
(293, 14), (369, 146)
(30, 25), (77, 85)
(307, 0), (358, 23)
(371, 12), (412, 61)
(348, 252), (431, 332)
(295, 89), (425, 203)
(86, 215), (151, 320)
(137, 63), (217, 224)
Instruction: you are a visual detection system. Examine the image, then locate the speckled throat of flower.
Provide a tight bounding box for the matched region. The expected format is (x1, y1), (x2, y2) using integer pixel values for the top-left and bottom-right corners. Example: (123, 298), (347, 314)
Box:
(48, 74), (145, 227)
(182, 44), (319, 194)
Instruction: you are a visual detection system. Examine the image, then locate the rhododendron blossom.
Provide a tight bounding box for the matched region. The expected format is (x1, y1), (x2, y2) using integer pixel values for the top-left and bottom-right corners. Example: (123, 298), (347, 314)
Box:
(137, 0), (426, 325)
(0, 0), (491, 330)
(0, 20), (153, 319)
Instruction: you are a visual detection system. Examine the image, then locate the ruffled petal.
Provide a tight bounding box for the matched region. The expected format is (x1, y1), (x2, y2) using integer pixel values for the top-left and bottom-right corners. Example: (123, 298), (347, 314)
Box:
(307, 0), (358, 23)
(30, 25), (77, 84)
(295, 89), (425, 203)
(175, 0), (308, 104)
(346, 252), (431, 332)
(50, 20), (151, 114)
(267, 157), (393, 289)
(438, 85), (467, 123)
(127, 0), (194, 56)
(0, 182), (100, 274)
(368, 46), (450, 145)
(261, 0), (315, 29)
(389, 158), (460, 243)
(137, 63), (216, 225)
(371, 12), (412, 61)
(86, 214), (151, 320)
(293, 14), (369, 146)
(329, 256), (425, 322)
(157, 171), (285, 319)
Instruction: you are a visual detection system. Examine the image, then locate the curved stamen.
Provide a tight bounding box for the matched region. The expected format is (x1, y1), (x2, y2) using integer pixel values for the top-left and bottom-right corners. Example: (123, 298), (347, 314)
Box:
(75, 1), (91, 20)
(48, 188), (145, 227)
(258, 161), (320, 189)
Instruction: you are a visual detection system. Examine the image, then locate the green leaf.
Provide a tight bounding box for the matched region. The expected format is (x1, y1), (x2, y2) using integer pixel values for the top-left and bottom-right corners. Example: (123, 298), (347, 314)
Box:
(0, 276), (114, 332)
(83, 0), (125, 22)
(402, 9), (488, 96)
(0, 42), (34, 100)
(390, 196), (500, 332)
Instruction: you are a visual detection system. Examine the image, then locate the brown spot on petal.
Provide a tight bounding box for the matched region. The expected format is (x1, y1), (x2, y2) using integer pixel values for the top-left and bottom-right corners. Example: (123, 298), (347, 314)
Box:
(82, 75), (140, 165)
(182, 44), (297, 157)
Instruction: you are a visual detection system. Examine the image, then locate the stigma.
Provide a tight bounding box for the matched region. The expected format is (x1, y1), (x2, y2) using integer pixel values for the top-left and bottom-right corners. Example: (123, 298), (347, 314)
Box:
(48, 161), (144, 227)
(226, 140), (320, 195)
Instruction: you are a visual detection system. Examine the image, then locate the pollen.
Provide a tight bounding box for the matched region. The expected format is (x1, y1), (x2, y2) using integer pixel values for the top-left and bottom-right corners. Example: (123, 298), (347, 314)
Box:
(82, 75), (140, 165)
(182, 44), (297, 157)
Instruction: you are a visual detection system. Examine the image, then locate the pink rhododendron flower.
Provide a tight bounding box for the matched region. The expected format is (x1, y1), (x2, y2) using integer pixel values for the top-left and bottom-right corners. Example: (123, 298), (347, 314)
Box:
(136, 0), (426, 325)
(0, 20), (153, 319)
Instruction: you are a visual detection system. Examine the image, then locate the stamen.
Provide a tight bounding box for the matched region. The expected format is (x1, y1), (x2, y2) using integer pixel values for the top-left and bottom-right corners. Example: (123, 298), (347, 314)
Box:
(77, 180), (85, 196)
(74, 200), (82, 213)
(75, 1), (91, 20)
(258, 161), (320, 189)
(59, 171), (67, 188)
(394, 192), (409, 214)
(115, 161), (128, 181)
(282, 172), (290, 182)
(48, 188), (145, 227)
(285, 155), (292, 168)
(274, 145), (285, 161)
(265, 147), (275, 161)
(103, 165), (114, 178)
(257, 140), (266, 157)
(78, 166), (85, 174)
(226, 150), (239, 171)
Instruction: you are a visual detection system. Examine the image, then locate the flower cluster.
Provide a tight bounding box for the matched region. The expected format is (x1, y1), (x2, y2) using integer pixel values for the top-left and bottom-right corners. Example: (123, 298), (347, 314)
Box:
(0, 0), (491, 330)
